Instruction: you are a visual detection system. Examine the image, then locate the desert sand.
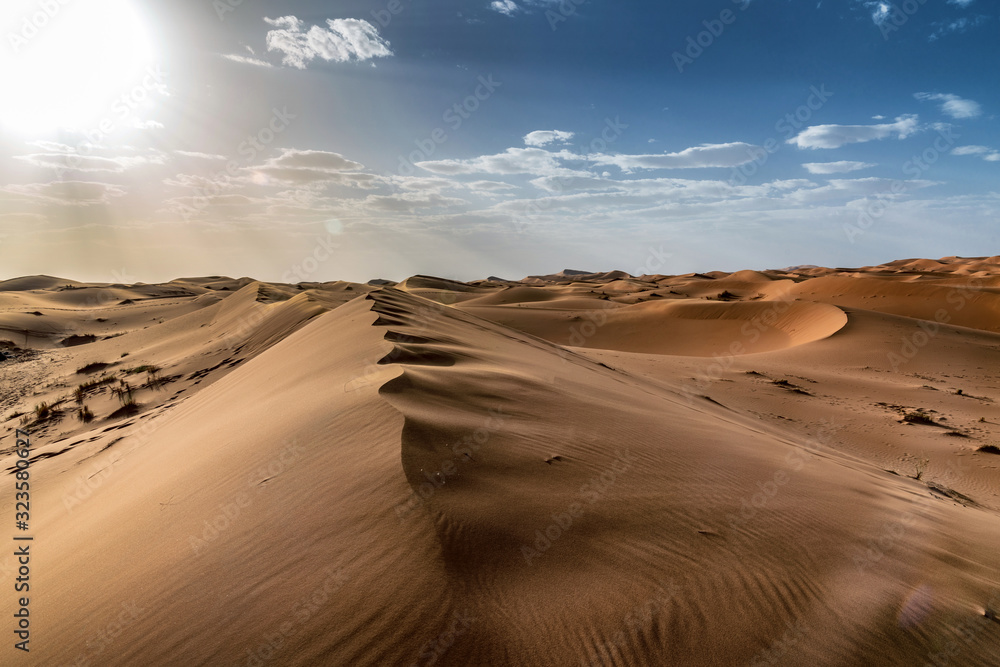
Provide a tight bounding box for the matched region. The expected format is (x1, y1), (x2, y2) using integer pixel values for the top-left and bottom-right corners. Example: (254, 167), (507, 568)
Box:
(2, 256), (1000, 665)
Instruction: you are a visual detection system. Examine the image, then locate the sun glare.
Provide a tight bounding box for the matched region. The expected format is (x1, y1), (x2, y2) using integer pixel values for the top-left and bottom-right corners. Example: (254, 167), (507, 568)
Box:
(0, 0), (154, 135)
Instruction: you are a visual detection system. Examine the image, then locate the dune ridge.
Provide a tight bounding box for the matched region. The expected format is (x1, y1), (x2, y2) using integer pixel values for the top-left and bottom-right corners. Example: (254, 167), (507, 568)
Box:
(1, 258), (1000, 665)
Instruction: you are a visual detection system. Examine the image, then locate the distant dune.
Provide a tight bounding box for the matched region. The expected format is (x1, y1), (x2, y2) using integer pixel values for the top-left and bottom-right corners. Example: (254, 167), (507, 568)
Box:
(2, 257), (1000, 665)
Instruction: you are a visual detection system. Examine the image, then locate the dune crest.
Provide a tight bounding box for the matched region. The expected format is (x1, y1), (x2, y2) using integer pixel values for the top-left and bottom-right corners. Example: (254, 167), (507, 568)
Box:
(2, 258), (1000, 665)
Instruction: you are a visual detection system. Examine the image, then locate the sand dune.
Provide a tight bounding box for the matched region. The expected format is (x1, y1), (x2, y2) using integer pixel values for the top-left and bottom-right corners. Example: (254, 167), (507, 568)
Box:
(2, 257), (1000, 665)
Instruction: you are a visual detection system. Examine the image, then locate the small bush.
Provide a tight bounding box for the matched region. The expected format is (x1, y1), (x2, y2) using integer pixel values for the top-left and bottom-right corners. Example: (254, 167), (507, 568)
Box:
(910, 456), (929, 481)
(34, 402), (50, 420)
(145, 367), (163, 390)
(77, 406), (94, 423)
(112, 380), (135, 406)
(902, 411), (937, 426)
(77, 376), (115, 398)
(76, 361), (110, 374)
(124, 365), (160, 375)
(977, 445), (1000, 455)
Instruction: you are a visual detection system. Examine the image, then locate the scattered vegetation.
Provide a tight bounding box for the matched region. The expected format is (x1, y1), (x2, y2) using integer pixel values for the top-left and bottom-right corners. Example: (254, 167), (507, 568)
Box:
(76, 376), (116, 401)
(145, 366), (163, 390)
(902, 410), (938, 426)
(903, 454), (930, 481)
(34, 402), (51, 421)
(76, 361), (110, 374)
(77, 406), (94, 423)
(716, 290), (738, 301)
(124, 365), (160, 375)
(7, 411), (24, 421)
(112, 380), (135, 407)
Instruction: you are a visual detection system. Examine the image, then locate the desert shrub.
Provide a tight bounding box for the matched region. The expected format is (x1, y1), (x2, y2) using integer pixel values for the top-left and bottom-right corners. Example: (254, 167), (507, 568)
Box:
(111, 380), (135, 406)
(124, 365), (160, 375)
(76, 361), (110, 374)
(902, 411), (937, 426)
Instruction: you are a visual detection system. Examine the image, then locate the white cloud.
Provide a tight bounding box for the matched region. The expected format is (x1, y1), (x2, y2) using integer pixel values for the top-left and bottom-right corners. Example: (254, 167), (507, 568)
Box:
(490, 0), (519, 15)
(417, 147), (580, 176)
(524, 130), (575, 147)
(857, 1), (893, 25)
(174, 151), (227, 161)
(16, 154), (126, 172)
(914, 92), (982, 119)
(246, 149), (377, 187)
(867, 2), (891, 24)
(15, 153), (163, 172)
(222, 53), (274, 68)
(361, 192), (466, 213)
(802, 161), (876, 174)
(264, 16), (393, 69)
(787, 114), (919, 149)
(265, 149), (364, 172)
(164, 173), (234, 191)
(2, 181), (127, 206)
(587, 143), (764, 171)
(948, 0), (974, 6)
(952, 145), (1000, 161)
(929, 15), (988, 41)
(417, 142), (766, 179)
(468, 180), (517, 191)
(783, 177), (938, 204)
(27, 140), (75, 153)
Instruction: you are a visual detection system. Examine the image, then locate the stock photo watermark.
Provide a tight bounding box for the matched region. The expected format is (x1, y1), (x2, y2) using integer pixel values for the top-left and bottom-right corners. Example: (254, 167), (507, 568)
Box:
(396, 74), (502, 176)
(174, 106), (296, 221)
(520, 448), (637, 566)
(672, 0), (753, 74)
(729, 84), (834, 187)
(7, 0), (73, 53)
(512, 116), (628, 233)
(843, 125), (958, 244)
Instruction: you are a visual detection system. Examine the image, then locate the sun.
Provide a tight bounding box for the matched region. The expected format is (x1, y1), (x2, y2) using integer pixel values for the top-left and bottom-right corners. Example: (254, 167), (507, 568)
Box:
(0, 0), (155, 135)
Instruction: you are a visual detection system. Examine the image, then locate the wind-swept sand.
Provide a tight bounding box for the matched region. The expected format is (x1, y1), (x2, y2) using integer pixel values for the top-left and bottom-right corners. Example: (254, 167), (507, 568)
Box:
(2, 258), (1000, 665)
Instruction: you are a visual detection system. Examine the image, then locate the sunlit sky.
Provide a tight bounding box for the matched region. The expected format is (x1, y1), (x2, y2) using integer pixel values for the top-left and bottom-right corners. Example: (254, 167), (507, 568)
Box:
(0, 0), (997, 283)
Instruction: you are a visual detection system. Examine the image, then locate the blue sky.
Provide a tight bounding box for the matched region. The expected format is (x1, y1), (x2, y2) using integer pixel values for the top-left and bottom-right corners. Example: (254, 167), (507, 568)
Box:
(0, 0), (997, 282)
